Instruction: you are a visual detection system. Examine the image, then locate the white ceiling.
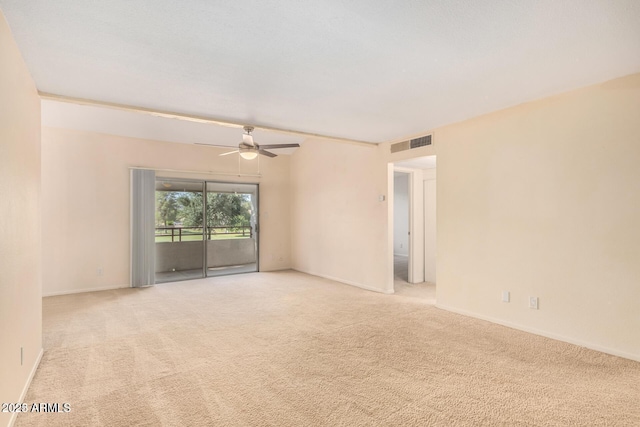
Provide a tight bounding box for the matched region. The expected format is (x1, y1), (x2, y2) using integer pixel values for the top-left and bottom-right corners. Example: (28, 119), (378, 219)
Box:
(41, 100), (304, 153)
(2, 1), (640, 143)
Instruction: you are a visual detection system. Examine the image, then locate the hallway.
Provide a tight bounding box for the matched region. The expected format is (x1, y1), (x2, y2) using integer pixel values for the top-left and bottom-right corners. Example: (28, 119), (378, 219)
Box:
(393, 255), (436, 303)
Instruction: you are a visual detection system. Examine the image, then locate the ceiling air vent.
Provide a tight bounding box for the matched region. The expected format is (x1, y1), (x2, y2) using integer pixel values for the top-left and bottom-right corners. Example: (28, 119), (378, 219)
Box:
(390, 134), (432, 153)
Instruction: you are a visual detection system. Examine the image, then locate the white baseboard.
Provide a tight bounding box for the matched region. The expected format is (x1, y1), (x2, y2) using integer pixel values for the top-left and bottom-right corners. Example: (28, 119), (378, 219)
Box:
(293, 268), (394, 294)
(8, 348), (43, 427)
(43, 284), (129, 297)
(435, 303), (640, 363)
(259, 267), (292, 272)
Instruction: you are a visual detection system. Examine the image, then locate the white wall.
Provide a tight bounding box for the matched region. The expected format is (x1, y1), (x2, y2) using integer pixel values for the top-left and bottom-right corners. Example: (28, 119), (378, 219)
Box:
(41, 128), (292, 296)
(290, 138), (390, 293)
(393, 173), (409, 256)
(435, 73), (640, 360)
(0, 12), (42, 427)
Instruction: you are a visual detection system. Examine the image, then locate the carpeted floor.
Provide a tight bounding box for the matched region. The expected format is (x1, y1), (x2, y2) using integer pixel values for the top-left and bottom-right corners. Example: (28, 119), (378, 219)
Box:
(393, 254), (436, 303)
(393, 254), (409, 282)
(17, 271), (640, 426)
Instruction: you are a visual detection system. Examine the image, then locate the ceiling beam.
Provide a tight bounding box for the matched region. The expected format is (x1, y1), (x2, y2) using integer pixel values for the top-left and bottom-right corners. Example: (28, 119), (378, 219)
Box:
(39, 92), (377, 147)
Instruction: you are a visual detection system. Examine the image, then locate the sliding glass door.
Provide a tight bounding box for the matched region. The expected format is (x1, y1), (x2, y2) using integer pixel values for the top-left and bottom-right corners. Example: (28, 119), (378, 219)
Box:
(154, 179), (205, 283)
(154, 179), (258, 283)
(205, 182), (258, 277)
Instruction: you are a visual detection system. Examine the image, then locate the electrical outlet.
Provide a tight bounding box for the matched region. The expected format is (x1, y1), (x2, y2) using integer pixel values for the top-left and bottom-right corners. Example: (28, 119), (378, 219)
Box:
(502, 291), (510, 302)
(529, 296), (539, 310)
(97, 268), (103, 276)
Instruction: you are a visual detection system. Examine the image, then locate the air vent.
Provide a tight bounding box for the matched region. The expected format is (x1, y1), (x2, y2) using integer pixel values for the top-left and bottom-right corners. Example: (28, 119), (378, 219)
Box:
(410, 135), (431, 148)
(390, 140), (410, 153)
(390, 134), (432, 153)
(391, 135), (431, 153)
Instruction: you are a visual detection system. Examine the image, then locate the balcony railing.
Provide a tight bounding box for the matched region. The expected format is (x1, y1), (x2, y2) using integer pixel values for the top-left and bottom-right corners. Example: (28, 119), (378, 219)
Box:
(155, 226), (253, 242)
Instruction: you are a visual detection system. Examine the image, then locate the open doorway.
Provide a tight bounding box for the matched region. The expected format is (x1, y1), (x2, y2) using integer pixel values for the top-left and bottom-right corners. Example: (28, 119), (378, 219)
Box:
(390, 156), (437, 302)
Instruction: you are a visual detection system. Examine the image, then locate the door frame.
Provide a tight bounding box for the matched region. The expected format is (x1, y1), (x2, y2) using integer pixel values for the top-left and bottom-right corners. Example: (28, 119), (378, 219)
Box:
(423, 170), (437, 283)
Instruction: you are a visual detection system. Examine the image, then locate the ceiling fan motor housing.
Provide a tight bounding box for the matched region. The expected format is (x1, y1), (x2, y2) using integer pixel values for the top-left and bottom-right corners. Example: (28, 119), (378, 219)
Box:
(243, 126), (255, 145)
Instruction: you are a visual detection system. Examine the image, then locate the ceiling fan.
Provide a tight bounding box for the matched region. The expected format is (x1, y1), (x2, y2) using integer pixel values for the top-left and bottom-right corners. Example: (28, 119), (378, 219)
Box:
(213, 126), (300, 159)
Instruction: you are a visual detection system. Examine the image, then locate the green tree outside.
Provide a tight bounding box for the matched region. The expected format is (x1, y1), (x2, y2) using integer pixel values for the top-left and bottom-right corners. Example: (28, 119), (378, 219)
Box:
(155, 190), (253, 240)
(156, 192), (178, 226)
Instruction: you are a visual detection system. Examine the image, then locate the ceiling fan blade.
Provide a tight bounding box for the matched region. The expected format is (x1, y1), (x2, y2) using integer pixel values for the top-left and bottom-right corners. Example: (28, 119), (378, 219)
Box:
(195, 142), (238, 149)
(219, 150), (239, 156)
(259, 150), (277, 158)
(258, 143), (300, 149)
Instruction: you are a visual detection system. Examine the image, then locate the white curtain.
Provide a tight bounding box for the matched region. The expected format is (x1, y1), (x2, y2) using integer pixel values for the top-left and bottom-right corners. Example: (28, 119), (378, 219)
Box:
(130, 169), (156, 287)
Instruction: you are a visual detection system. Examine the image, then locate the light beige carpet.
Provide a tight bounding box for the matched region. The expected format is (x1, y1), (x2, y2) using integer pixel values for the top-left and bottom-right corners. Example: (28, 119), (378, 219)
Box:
(393, 254), (436, 303)
(17, 271), (640, 426)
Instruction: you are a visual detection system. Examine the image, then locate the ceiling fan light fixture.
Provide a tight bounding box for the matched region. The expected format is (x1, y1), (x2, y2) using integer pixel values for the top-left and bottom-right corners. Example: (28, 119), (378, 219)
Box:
(239, 145), (259, 160)
(240, 151), (258, 160)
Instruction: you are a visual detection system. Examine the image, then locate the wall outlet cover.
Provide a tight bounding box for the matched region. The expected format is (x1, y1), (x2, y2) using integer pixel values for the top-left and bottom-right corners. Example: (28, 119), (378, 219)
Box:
(502, 291), (510, 302)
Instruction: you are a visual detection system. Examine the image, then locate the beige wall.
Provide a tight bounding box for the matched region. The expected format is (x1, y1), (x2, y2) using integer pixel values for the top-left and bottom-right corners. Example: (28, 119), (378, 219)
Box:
(434, 73), (640, 360)
(290, 139), (390, 292)
(0, 12), (42, 427)
(291, 74), (640, 360)
(41, 128), (291, 296)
